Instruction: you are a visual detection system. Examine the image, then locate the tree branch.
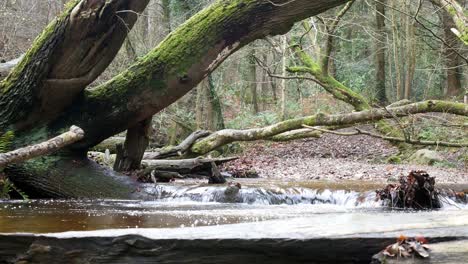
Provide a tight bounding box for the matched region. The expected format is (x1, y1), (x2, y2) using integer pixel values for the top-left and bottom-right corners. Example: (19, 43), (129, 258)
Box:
(0, 126), (84, 168)
(303, 125), (468, 147)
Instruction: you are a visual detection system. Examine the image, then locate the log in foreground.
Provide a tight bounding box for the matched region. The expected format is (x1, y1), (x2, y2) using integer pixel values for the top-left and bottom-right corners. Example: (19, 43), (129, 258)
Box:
(0, 126), (84, 168)
(0, 235), (466, 264)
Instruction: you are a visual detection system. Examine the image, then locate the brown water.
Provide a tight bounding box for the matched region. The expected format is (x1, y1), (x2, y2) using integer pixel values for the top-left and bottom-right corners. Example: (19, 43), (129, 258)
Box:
(0, 180), (467, 237)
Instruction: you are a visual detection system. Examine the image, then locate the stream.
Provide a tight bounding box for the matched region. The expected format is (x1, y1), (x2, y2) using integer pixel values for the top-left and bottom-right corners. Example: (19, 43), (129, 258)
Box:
(1, 179), (467, 263)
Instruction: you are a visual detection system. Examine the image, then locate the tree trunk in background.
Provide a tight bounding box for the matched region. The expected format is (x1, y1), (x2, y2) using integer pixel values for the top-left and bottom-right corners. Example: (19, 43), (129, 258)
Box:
(208, 74), (225, 130)
(391, 0), (403, 101)
(279, 36), (288, 120)
(195, 82), (205, 130)
(258, 53), (270, 112)
(442, 7), (463, 97)
(375, 0), (387, 104)
(195, 78), (213, 130)
(403, 0), (416, 100)
(248, 49), (259, 114)
(161, 0), (172, 36)
(196, 75), (225, 131)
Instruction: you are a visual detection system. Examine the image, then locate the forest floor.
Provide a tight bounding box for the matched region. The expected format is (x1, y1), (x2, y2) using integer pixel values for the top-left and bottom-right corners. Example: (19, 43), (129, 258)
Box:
(223, 126), (468, 184)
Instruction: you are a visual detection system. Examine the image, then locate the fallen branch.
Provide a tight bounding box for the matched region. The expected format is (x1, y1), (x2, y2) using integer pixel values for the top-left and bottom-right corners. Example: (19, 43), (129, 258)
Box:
(190, 100), (467, 154)
(303, 125), (468, 147)
(0, 126), (84, 168)
(143, 130), (211, 159)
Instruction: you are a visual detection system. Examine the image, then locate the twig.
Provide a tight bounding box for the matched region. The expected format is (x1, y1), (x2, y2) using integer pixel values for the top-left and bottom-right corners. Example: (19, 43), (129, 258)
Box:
(253, 55), (325, 86)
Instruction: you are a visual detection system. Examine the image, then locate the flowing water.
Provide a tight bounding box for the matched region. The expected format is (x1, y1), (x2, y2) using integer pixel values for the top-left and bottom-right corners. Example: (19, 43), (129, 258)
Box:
(0, 179), (467, 239)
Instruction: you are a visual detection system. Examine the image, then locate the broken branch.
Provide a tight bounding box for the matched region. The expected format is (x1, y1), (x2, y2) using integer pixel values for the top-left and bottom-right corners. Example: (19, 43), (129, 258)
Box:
(0, 126), (85, 168)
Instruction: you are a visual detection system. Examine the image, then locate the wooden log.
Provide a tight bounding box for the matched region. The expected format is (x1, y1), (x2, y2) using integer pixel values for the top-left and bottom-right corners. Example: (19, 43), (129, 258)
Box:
(1, 235), (466, 264)
(0, 126), (84, 168)
(141, 157), (237, 174)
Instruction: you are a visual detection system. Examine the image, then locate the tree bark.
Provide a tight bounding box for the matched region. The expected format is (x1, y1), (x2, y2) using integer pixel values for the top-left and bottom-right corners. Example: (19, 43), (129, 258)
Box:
(114, 118), (152, 171)
(0, 0), (150, 132)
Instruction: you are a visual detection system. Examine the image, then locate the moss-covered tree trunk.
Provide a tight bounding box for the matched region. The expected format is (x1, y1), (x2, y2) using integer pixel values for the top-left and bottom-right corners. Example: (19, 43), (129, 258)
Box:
(0, 0), (349, 199)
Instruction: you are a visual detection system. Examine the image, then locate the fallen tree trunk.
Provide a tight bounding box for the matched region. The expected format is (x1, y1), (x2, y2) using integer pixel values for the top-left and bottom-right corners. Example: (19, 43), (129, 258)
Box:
(190, 100), (467, 154)
(0, 126), (84, 168)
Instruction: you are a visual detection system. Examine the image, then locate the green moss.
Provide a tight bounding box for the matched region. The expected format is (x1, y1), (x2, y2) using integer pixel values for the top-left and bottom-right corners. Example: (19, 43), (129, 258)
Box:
(447, 6), (457, 15)
(386, 155), (402, 164)
(0, 131), (14, 153)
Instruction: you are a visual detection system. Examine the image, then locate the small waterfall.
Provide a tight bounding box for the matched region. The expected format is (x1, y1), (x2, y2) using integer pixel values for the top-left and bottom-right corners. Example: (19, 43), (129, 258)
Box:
(143, 184), (378, 207)
(142, 183), (468, 208)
